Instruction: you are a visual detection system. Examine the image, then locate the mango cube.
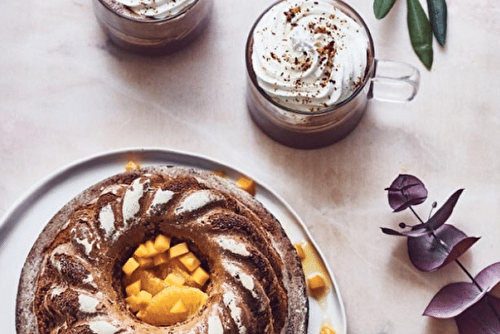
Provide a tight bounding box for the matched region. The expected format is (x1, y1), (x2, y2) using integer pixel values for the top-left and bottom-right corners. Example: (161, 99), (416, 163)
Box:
(153, 253), (169, 266)
(169, 242), (189, 259)
(170, 299), (187, 314)
(136, 256), (154, 269)
(125, 161), (141, 171)
(307, 273), (326, 290)
(236, 176), (256, 196)
(179, 252), (201, 272)
(165, 273), (186, 287)
(134, 244), (149, 258)
(145, 240), (160, 257)
(294, 243), (306, 260)
(141, 271), (169, 296)
(122, 257), (140, 276)
(320, 324), (337, 334)
(191, 267), (210, 286)
(154, 234), (171, 252)
(212, 170), (227, 178)
(126, 290), (152, 312)
(126, 280), (141, 296)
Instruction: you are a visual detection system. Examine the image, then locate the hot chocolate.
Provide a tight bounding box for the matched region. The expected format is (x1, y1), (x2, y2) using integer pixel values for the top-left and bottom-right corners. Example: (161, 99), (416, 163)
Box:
(93, 0), (213, 54)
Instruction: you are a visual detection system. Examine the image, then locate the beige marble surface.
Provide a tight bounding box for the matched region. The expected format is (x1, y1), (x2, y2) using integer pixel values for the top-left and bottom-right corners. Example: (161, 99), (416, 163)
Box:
(1, 0), (500, 333)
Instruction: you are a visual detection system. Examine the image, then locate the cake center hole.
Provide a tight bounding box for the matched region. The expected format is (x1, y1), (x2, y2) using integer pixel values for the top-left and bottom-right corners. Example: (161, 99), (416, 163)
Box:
(121, 234), (210, 326)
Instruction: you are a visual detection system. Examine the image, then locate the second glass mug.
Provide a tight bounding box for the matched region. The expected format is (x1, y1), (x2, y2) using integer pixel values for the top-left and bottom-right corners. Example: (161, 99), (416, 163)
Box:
(246, 0), (420, 149)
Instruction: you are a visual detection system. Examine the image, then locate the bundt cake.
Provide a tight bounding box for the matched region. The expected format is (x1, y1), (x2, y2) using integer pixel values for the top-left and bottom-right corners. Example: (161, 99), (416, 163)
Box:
(16, 166), (309, 334)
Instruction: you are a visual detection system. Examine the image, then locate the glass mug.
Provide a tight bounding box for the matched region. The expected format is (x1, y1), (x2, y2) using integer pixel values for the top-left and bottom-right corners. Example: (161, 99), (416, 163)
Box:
(92, 0), (213, 55)
(245, 0), (420, 149)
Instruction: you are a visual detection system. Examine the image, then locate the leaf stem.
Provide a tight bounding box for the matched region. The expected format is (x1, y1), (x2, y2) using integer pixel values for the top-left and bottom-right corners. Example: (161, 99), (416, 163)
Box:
(409, 206), (425, 224)
(455, 259), (483, 292)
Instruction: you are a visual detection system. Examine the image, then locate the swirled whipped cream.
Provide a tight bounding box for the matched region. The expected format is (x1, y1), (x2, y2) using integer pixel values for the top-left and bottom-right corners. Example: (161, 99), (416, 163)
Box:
(250, 0), (370, 112)
(113, 0), (197, 19)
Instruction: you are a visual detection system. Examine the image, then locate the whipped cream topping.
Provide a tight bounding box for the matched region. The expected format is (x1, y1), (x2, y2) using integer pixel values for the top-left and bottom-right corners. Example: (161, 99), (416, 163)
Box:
(250, 0), (370, 112)
(113, 0), (197, 19)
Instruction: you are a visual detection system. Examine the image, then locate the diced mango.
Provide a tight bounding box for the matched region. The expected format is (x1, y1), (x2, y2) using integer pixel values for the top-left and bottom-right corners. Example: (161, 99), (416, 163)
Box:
(165, 273), (186, 287)
(123, 267), (144, 287)
(154, 234), (171, 252)
(170, 299), (187, 314)
(125, 295), (142, 313)
(123, 235), (210, 326)
(212, 170), (227, 178)
(125, 161), (141, 171)
(236, 176), (256, 196)
(191, 267), (210, 287)
(136, 256), (154, 269)
(126, 280), (141, 296)
(320, 324), (337, 334)
(138, 286), (208, 326)
(294, 243), (306, 260)
(141, 270), (169, 296)
(153, 253), (169, 266)
(126, 290), (152, 312)
(169, 242), (189, 259)
(134, 244), (149, 258)
(179, 252), (201, 272)
(136, 309), (145, 319)
(145, 240), (160, 257)
(122, 257), (140, 276)
(307, 273), (326, 290)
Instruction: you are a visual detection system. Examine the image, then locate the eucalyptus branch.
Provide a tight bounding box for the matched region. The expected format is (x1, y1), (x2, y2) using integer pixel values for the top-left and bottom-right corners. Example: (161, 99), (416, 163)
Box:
(383, 174), (500, 333)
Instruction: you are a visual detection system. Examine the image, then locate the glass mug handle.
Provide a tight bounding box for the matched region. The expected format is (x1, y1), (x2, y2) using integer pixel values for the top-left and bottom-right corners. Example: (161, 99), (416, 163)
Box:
(369, 59), (420, 102)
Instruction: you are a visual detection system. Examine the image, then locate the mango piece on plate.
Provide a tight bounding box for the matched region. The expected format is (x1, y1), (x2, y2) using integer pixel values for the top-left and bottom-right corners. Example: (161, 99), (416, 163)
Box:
(236, 176), (256, 196)
(320, 324), (337, 334)
(125, 161), (141, 171)
(307, 273), (326, 290)
(294, 243), (306, 260)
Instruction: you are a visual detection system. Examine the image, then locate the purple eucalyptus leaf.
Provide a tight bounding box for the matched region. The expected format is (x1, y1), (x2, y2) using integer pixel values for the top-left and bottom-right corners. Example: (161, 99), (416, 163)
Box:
(441, 236), (481, 268)
(381, 226), (431, 238)
(475, 262), (500, 293)
(381, 227), (407, 236)
(455, 295), (500, 334)
(386, 174), (428, 212)
(423, 282), (483, 319)
(426, 189), (464, 230)
(408, 224), (478, 272)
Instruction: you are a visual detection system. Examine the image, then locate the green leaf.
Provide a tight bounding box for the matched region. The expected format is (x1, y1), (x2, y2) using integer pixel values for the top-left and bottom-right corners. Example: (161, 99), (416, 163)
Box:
(407, 0), (434, 70)
(427, 0), (447, 46)
(374, 0), (398, 19)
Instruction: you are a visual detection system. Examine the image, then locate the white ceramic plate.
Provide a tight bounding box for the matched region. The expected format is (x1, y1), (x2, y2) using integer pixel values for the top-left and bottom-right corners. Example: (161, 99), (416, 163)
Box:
(0, 148), (346, 334)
